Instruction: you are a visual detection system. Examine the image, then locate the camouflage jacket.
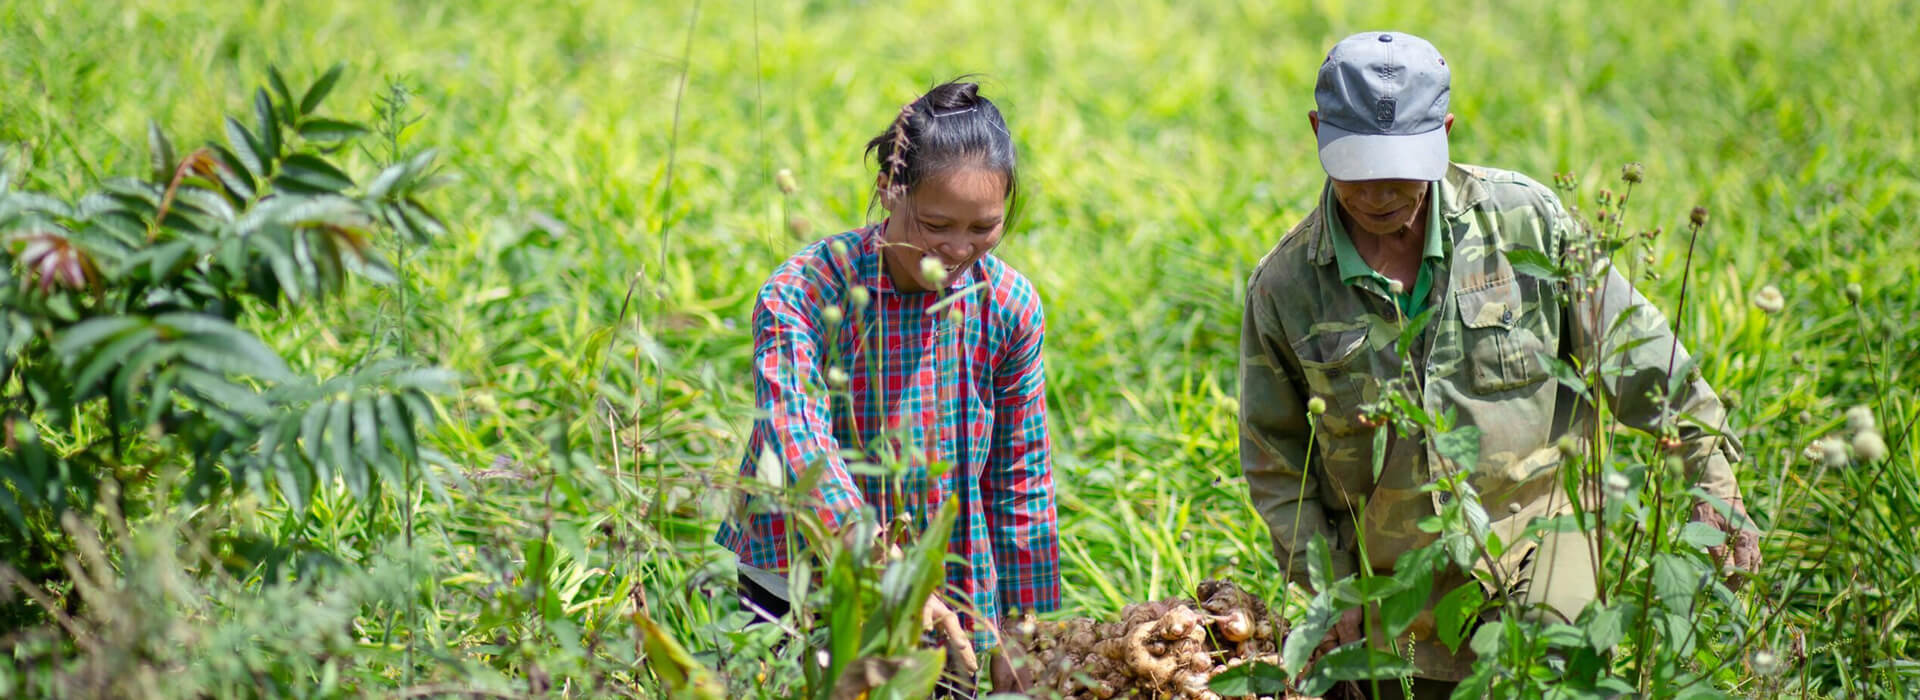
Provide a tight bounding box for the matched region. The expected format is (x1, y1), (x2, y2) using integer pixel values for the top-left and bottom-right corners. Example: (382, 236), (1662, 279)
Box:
(1239, 163), (1743, 588)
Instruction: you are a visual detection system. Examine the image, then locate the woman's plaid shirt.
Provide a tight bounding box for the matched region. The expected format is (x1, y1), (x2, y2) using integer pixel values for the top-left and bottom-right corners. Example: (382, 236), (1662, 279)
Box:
(716, 224), (1060, 647)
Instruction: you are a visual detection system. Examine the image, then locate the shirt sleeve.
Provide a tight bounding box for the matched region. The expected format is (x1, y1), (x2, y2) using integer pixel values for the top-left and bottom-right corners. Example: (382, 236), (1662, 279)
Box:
(1239, 277), (1359, 589)
(983, 289), (1060, 615)
(1549, 202), (1744, 501)
(750, 275), (867, 535)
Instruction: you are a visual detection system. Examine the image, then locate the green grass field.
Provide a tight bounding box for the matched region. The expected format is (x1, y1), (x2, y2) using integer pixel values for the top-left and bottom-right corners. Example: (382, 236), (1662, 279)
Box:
(4, 0), (1919, 696)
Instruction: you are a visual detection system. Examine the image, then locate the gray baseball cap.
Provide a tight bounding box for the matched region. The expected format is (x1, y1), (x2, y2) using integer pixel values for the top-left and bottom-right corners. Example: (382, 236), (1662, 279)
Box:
(1314, 31), (1451, 181)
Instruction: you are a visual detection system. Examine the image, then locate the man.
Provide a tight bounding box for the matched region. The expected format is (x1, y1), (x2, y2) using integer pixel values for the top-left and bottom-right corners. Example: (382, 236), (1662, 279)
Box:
(1237, 31), (1760, 696)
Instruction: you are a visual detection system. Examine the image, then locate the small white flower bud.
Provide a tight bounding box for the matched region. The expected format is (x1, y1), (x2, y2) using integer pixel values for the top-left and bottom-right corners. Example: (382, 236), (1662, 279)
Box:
(919, 257), (948, 285)
(1752, 285), (1784, 314)
(848, 286), (871, 309)
(1846, 405), (1877, 435)
(1751, 650), (1783, 677)
(1853, 431), (1888, 463)
(776, 168), (798, 194)
(1387, 279), (1406, 296)
(1307, 397), (1327, 416)
(826, 367), (849, 388)
(1818, 436), (1850, 468)
(828, 239), (849, 258)
(821, 305), (844, 324)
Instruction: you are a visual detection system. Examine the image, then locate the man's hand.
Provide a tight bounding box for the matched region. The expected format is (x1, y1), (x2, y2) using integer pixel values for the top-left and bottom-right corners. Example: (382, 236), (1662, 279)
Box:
(1691, 496), (1761, 589)
(1315, 607), (1365, 659)
(923, 595), (979, 676)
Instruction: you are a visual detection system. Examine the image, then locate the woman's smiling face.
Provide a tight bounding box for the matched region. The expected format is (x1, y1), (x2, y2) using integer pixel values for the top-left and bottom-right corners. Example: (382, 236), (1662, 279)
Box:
(881, 166), (1008, 293)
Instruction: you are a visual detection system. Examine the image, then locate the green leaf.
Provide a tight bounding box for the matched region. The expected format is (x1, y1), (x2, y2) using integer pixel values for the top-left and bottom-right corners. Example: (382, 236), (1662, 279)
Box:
(1208, 659), (1290, 695)
(1680, 522), (1728, 549)
(296, 118), (368, 143)
(207, 145), (257, 200)
(1586, 602), (1631, 652)
(148, 120), (176, 185)
(276, 153), (355, 193)
(1535, 352), (1593, 401)
(354, 394), (387, 480)
(156, 313), (294, 381)
(71, 325), (154, 396)
(1505, 248), (1565, 281)
(1282, 588), (1338, 675)
(266, 66), (296, 121)
(299, 398), (331, 474)
(224, 117), (266, 181)
(1381, 563), (1434, 638)
(1396, 306), (1435, 358)
(1652, 553), (1700, 613)
(54, 317), (146, 356)
(1435, 581), (1485, 653)
(1296, 645), (1417, 697)
(1371, 423), (1389, 481)
(376, 392), (416, 462)
(1433, 425), (1482, 474)
(176, 366), (269, 416)
(299, 64), (345, 115)
(253, 88), (281, 158)
(328, 397), (360, 497)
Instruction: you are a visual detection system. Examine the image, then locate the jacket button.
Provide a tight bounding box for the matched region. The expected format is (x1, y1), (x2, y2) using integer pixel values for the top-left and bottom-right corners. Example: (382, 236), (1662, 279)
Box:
(1501, 309), (1515, 324)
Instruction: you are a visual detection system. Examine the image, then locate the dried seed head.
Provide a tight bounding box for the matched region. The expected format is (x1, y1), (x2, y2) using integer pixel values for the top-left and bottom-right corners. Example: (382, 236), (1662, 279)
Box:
(1387, 279), (1405, 296)
(1690, 206), (1709, 228)
(821, 305), (844, 325)
(1818, 436), (1850, 468)
(1802, 442), (1824, 462)
(826, 367), (849, 389)
(788, 215), (813, 240)
(1507, 502), (1523, 514)
(1853, 431), (1888, 463)
(1622, 162), (1644, 184)
(776, 168), (798, 195)
(1845, 283), (1863, 305)
(1557, 435), (1580, 458)
(1846, 405), (1877, 434)
(1751, 649), (1783, 677)
(1307, 397), (1327, 416)
(1752, 285), (1785, 314)
(848, 286), (871, 309)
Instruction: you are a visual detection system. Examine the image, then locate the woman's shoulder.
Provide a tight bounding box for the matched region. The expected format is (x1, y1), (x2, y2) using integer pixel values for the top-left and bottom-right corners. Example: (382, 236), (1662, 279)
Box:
(758, 229), (869, 305)
(974, 254), (1044, 328)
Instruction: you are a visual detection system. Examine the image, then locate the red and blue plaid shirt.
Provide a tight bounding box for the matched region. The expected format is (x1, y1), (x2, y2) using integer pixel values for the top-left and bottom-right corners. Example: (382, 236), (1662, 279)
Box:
(717, 223), (1059, 648)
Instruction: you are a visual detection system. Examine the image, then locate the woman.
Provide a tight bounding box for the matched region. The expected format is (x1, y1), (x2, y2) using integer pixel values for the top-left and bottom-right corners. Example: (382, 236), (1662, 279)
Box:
(716, 80), (1058, 658)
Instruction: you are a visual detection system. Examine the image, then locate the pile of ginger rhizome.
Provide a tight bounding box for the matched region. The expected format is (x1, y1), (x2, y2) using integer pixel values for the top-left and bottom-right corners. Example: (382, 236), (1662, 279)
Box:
(995, 580), (1305, 700)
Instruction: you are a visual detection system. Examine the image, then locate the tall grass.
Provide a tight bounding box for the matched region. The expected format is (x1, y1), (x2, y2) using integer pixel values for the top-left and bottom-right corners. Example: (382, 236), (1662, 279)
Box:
(3, 0), (1917, 696)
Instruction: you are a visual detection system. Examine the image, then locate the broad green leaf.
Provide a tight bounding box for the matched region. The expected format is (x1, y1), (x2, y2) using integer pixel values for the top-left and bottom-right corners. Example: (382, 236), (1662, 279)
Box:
(54, 317), (146, 356)
(376, 392), (416, 462)
(157, 313), (293, 381)
(1505, 248), (1565, 281)
(266, 66), (296, 121)
(328, 397), (360, 497)
(1381, 563), (1434, 638)
(207, 145), (257, 200)
(1282, 590), (1337, 675)
(253, 88), (281, 158)
(1371, 424), (1389, 481)
(176, 366), (269, 416)
(147, 120), (176, 185)
(275, 153), (355, 193)
(71, 325), (153, 396)
(299, 63), (345, 115)
(1587, 602), (1631, 652)
(1680, 522), (1728, 549)
(1535, 352), (1593, 401)
(1208, 659), (1291, 695)
(1652, 553), (1700, 613)
(1434, 425), (1482, 473)
(1296, 645), (1417, 697)
(1434, 581), (1485, 653)
(296, 118), (368, 143)
(224, 117), (266, 181)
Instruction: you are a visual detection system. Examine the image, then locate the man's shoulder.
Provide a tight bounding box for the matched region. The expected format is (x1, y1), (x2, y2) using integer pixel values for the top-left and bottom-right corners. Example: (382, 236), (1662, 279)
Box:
(1248, 207), (1325, 295)
(1451, 162), (1569, 219)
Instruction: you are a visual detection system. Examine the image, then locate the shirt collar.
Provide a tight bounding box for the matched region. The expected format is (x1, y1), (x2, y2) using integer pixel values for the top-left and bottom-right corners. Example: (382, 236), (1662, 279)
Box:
(1309, 162), (1482, 269)
(1321, 182), (1447, 285)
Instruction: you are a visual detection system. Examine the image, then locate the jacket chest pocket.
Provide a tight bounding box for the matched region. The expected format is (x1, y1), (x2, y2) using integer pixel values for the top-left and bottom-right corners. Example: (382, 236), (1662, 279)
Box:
(1456, 276), (1552, 394)
(1291, 328), (1373, 437)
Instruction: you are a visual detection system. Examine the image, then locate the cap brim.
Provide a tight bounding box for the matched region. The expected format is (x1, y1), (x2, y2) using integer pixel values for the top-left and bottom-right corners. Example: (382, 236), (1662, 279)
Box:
(1316, 122), (1449, 181)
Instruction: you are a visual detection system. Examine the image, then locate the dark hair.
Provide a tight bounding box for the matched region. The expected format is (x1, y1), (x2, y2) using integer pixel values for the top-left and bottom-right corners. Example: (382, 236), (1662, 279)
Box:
(864, 79), (1018, 217)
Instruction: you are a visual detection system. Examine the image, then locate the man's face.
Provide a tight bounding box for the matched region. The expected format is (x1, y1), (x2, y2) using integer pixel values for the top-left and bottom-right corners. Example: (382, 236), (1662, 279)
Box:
(1330, 178), (1428, 236)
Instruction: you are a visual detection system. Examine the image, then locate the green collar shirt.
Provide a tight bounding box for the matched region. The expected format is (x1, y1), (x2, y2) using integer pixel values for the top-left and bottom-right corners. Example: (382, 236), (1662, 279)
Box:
(1324, 183), (1447, 320)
